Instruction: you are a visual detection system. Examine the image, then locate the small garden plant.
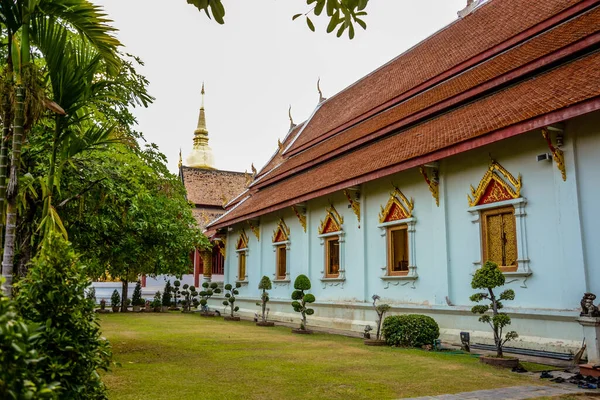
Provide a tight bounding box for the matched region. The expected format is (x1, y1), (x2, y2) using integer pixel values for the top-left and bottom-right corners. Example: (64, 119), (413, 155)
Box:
(470, 261), (518, 358)
(291, 274), (315, 331)
(162, 281), (172, 310)
(132, 281), (144, 309)
(86, 287), (96, 305)
(171, 280), (181, 309)
(371, 294), (391, 341)
(181, 284), (199, 312)
(199, 282), (221, 314)
(152, 291), (162, 312)
(223, 282), (241, 319)
(111, 289), (121, 312)
(257, 276), (272, 324)
(382, 314), (439, 347)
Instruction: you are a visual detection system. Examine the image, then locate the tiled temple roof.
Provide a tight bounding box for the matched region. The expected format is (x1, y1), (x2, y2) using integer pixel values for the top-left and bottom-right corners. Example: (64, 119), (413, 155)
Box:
(208, 0), (600, 230)
(180, 166), (247, 207)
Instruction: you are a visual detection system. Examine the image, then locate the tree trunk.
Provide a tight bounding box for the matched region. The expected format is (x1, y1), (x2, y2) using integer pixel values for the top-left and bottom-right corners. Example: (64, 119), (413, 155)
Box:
(261, 290), (267, 322)
(0, 29), (13, 261)
(121, 279), (129, 312)
(41, 116), (61, 230)
(1, 85), (24, 297)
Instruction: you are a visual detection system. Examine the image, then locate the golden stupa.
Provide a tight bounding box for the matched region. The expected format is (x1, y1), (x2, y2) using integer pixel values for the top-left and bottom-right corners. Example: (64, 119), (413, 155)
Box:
(185, 83), (215, 169)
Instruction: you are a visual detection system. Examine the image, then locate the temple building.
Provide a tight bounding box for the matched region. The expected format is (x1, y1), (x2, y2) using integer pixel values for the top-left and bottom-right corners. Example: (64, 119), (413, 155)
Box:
(206, 0), (600, 361)
(143, 84), (247, 290)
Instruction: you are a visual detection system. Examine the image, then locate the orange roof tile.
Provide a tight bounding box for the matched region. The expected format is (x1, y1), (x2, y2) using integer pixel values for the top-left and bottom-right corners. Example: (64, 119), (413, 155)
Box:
(181, 167), (247, 206)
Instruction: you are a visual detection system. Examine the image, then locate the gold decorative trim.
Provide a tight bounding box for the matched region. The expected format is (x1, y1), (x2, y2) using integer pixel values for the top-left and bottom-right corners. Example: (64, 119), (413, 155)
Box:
(542, 128), (566, 181)
(379, 188), (414, 224)
(219, 237), (227, 258)
(318, 204), (344, 235)
(468, 160), (522, 207)
(247, 221), (260, 241)
(419, 166), (439, 207)
(291, 205), (307, 232)
(343, 189), (361, 228)
(272, 218), (291, 243)
(236, 230), (249, 250)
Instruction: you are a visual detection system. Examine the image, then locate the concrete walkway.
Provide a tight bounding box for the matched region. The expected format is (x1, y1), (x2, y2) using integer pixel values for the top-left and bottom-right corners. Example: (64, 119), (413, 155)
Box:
(402, 385), (592, 399)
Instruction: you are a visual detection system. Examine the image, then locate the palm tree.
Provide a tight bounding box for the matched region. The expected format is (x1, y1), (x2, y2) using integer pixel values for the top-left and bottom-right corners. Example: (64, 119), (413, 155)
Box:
(0, 0), (121, 296)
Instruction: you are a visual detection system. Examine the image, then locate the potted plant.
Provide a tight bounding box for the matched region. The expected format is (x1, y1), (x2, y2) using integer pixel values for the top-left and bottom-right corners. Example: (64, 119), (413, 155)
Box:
(162, 281), (172, 312)
(199, 282), (221, 316)
(111, 289), (121, 313)
(470, 261), (519, 368)
(152, 291), (162, 312)
(223, 282), (241, 321)
(291, 274), (315, 334)
(181, 284), (199, 313)
(132, 281), (144, 312)
(144, 300), (151, 312)
(170, 280), (181, 311)
(365, 294), (390, 346)
(256, 276), (274, 326)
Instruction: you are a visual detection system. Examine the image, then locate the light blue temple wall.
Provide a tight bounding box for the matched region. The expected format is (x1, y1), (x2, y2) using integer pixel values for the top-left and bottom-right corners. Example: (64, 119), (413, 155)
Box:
(572, 111), (600, 296)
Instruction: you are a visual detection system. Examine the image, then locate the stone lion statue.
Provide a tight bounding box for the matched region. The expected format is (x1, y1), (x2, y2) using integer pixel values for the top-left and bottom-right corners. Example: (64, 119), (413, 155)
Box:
(580, 293), (600, 317)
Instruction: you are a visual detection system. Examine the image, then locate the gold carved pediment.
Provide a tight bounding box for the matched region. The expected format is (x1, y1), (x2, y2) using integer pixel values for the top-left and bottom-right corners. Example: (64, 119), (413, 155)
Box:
(272, 218), (291, 243)
(468, 161), (522, 207)
(236, 230), (249, 250)
(379, 188), (414, 224)
(318, 205), (344, 235)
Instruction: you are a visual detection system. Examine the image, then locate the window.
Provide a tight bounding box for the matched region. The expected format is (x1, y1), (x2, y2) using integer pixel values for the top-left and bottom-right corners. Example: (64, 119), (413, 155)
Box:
(387, 225), (409, 275)
(276, 244), (287, 279)
(480, 206), (518, 272)
(325, 237), (340, 278)
(238, 252), (246, 281)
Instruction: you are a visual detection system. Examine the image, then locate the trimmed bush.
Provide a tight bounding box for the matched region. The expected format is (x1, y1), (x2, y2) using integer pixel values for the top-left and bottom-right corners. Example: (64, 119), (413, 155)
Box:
(162, 281), (172, 307)
(132, 281), (144, 307)
(257, 276), (272, 323)
(382, 314), (439, 347)
(199, 282), (221, 314)
(291, 274), (315, 330)
(222, 282), (241, 318)
(110, 289), (120, 308)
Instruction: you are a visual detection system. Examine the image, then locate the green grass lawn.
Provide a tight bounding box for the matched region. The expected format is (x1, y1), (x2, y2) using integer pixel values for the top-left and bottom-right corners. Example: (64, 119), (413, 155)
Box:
(101, 313), (540, 400)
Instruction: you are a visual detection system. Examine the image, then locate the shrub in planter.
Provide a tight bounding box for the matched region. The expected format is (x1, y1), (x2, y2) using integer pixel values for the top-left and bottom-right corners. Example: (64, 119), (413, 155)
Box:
(382, 314), (439, 347)
(365, 294), (391, 345)
(199, 282), (221, 315)
(100, 299), (106, 311)
(470, 261), (518, 359)
(152, 291), (162, 312)
(132, 281), (144, 311)
(87, 286), (97, 305)
(181, 284), (199, 312)
(110, 289), (121, 312)
(171, 280), (181, 310)
(162, 281), (172, 311)
(223, 283), (241, 320)
(291, 274), (315, 332)
(256, 276), (273, 326)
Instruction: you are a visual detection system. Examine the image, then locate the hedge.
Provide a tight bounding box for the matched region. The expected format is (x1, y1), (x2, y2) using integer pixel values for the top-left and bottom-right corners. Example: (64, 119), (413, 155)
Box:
(382, 314), (440, 347)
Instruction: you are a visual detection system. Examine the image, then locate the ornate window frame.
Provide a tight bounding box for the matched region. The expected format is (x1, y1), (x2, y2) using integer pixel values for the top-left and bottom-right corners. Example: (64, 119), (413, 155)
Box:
(318, 205), (346, 288)
(467, 161), (531, 279)
(377, 188), (418, 288)
(272, 219), (291, 285)
(235, 230), (249, 286)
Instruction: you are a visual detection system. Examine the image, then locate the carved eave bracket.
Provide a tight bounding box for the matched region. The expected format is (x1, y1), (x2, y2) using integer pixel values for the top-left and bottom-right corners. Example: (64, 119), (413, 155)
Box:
(379, 188), (414, 224)
(236, 230), (249, 250)
(291, 205), (307, 233)
(247, 220), (260, 241)
(343, 188), (361, 228)
(272, 218), (291, 243)
(468, 160), (522, 207)
(318, 204), (344, 235)
(542, 127), (566, 181)
(419, 166), (440, 207)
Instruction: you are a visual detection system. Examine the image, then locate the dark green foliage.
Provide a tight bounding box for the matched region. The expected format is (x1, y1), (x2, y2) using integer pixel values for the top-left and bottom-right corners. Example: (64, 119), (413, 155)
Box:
(291, 275), (315, 330)
(0, 279), (60, 399)
(470, 261), (518, 357)
(257, 276), (272, 322)
(86, 287), (96, 304)
(151, 291), (162, 309)
(162, 281), (172, 307)
(181, 284), (199, 312)
(171, 280), (181, 308)
(110, 289), (120, 308)
(132, 281), (144, 307)
(223, 282), (241, 318)
(382, 314), (440, 347)
(199, 281), (221, 314)
(14, 234), (112, 398)
(294, 274), (311, 290)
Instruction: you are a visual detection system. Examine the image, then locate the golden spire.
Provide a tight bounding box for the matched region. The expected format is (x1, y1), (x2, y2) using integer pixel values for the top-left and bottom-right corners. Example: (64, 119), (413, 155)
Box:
(185, 82), (215, 168)
(317, 78), (326, 103)
(288, 105), (296, 130)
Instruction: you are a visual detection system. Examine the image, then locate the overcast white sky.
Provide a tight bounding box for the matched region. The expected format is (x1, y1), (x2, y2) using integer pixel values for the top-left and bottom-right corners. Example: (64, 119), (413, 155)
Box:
(97, 0), (467, 173)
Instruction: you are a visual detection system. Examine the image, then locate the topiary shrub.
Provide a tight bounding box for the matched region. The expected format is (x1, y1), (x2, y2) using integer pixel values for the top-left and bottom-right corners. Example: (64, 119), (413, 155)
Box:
(87, 286), (97, 305)
(371, 294), (391, 341)
(223, 282), (241, 319)
(291, 274), (315, 331)
(151, 291), (162, 312)
(382, 314), (439, 347)
(257, 276), (272, 323)
(180, 284), (199, 312)
(171, 280), (181, 309)
(132, 281), (144, 308)
(470, 260), (518, 358)
(110, 289), (120, 310)
(199, 282), (221, 314)
(162, 281), (172, 308)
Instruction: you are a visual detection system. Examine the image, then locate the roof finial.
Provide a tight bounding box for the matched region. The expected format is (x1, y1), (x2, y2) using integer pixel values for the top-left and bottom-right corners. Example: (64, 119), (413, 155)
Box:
(317, 77), (326, 103)
(178, 148), (182, 169)
(251, 163), (257, 177)
(288, 105), (296, 129)
(278, 138), (284, 153)
(201, 82), (205, 109)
